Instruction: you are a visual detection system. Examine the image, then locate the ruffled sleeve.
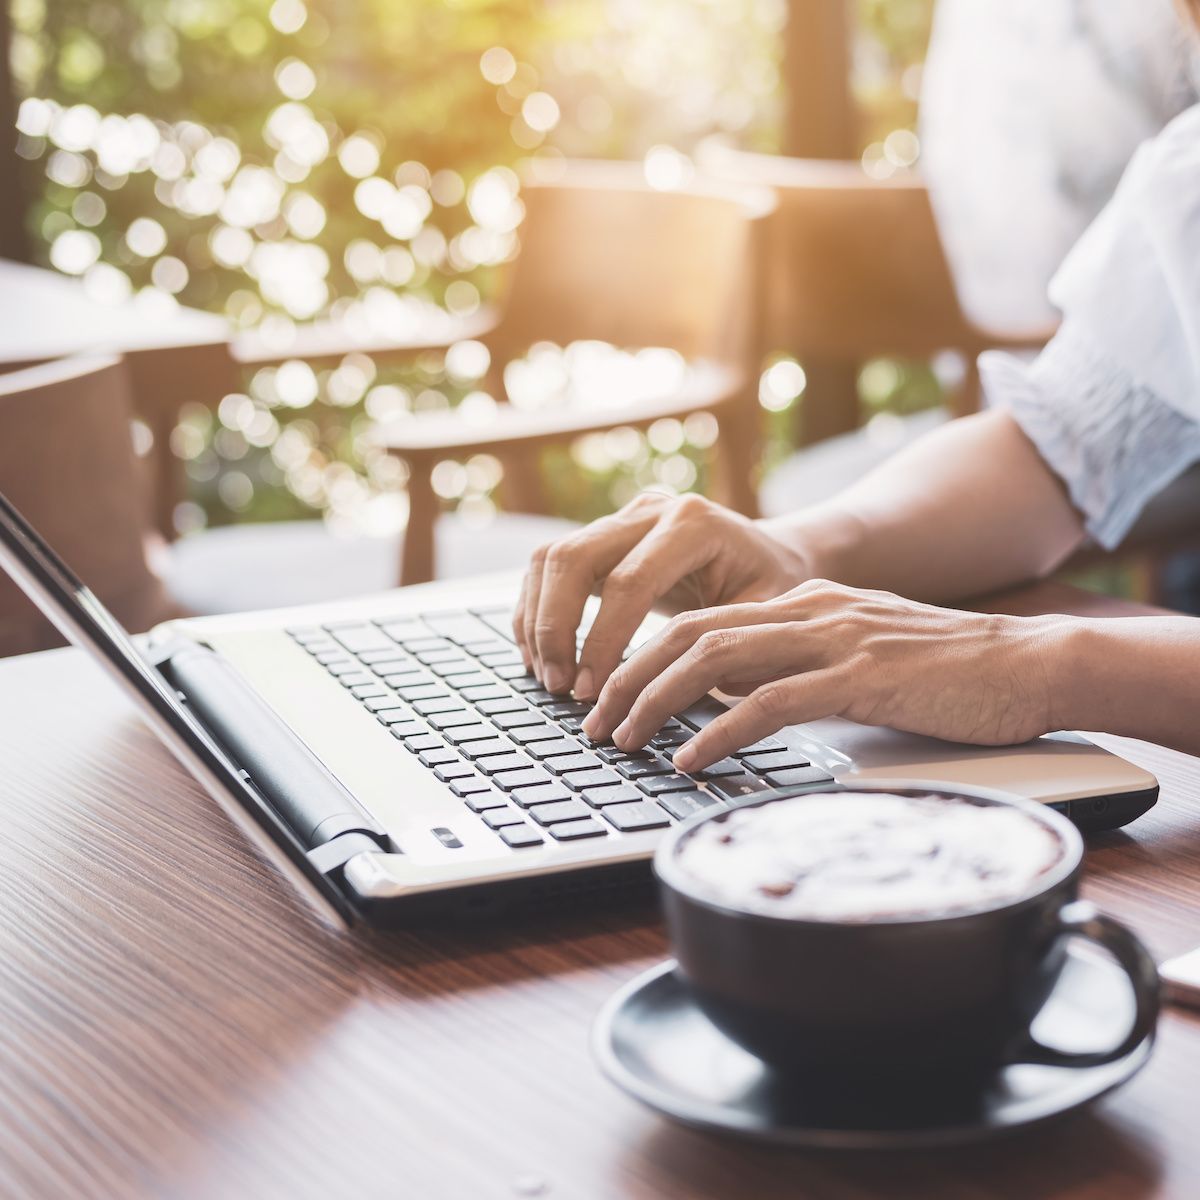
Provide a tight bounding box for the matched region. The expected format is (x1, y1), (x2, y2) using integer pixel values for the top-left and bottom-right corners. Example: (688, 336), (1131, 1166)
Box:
(981, 323), (1200, 549)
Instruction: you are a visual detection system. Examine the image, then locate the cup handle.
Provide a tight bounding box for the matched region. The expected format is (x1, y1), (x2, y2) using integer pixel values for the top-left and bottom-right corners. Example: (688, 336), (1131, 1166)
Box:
(1014, 900), (1160, 1069)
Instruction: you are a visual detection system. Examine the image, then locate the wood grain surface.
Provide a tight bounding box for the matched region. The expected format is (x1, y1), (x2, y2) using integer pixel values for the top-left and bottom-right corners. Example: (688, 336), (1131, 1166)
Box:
(0, 582), (1198, 1199)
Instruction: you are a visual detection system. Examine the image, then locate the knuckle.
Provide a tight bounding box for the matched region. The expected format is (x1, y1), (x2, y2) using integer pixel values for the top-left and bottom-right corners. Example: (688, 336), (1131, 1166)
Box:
(673, 492), (712, 520)
(752, 681), (794, 720)
(696, 628), (738, 658)
(664, 610), (705, 643)
(603, 564), (646, 598)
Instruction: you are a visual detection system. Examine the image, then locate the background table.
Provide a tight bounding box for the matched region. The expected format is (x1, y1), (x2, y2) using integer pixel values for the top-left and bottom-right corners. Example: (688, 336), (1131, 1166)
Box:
(0, 258), (237, 536)
(0, 579), (1197, 1199)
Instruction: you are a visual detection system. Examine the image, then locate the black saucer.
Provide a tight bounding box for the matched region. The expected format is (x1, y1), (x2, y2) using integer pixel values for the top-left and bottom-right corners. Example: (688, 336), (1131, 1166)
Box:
(592, 945), (1152, 1149)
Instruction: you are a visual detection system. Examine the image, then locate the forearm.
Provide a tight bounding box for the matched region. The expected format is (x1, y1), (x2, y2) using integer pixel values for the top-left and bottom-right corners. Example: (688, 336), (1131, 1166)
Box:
(762, 409), (1086, 603)
(1047, 615), (1200, 755)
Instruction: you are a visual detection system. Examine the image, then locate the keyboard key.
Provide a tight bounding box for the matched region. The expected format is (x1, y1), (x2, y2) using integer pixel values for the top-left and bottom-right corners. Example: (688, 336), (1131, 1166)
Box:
(500, 825), (544, 848)
(543, 701), (592, 720)
(336, 672), (377, 688)
(476, 696), (530, 716)
(603, 802), (671, 832)
(429, 659), (478, 678)
(477, 753), (534, 776)
(323, 660), (364, 676)
(596, 746), (647, 764)
(658, 791), (722, 820)
(562, 768), (621, 792)
(528, 799), (592, 826)
(637, 773), (700, 796)
(559, 717), (587, 735)
(742, 750), (812, 773)
(525, 689), (560, 706)
(526, 738), (584, 760)
(460, 737), (518, 759)
(492, 662), (531, 680)
(477, 649), (523, 666)
(650, 729), (692, 749)
(418, 747), (459, 768)
(543, 752), (603, 776)
(678, 697), (730, 731)
(492, 710), (546, 731)
(444, 673), (496, 690)
(416, 647), (463, 664)
(482, 807), (526, 829)
(287, 626), (326, 644)
(710, 773), (775, 800)
(400, 636), (451, 653)
(506, 723), (564, 745)
(462, 787), (508, 809)
(423, 612), (497, 644)
(616, 757), (675, 780)
(388, 723), (432, 743)
(428, 709), (484, 730)
(382, 669), (432, 686)
(329, 624), (397, 654)
(548, 818), (607, 841)
(383, 719), (426, 736)
(412, 696), (463, 715)
(492, 767), (553, 792)
(510, 783), (573, 808)
(509, 676), (543, 694)
(695, 757), (743, 779)
(582, 784), (645, 808)
(377, 619), (433, 643)
(314, 648), (351, 665)
(396, 684), (447, 701)
(444, 725), (502, 746)
(350, 683), (390, 699)
(362, 695), (406, 712)
(765, 766), (836, 788)
(402, 733), (443, 753)
(433, 761), (476, 782)
(458, 684), (509, 703)
(362, 657), (410, 674)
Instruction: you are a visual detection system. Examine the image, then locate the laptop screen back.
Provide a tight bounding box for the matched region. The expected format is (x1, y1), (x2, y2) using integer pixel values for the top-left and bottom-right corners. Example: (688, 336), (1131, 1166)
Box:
(0, 489), (352, 927)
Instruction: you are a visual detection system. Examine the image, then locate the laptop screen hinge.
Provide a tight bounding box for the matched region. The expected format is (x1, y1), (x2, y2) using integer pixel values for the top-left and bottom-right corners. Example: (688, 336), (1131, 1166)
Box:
(307, 832), (386, 877)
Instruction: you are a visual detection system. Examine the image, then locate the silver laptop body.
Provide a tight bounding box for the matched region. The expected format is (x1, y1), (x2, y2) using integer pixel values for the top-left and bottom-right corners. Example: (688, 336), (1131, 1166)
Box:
(0, 491), (1158, 928)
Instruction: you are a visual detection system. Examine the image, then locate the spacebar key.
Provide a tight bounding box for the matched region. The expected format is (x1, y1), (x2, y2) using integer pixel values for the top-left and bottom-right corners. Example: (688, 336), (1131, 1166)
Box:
(677, 696), (730, 732)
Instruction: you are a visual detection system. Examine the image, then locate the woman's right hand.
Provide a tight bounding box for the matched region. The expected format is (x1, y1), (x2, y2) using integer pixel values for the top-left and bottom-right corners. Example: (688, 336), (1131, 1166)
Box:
(513, 492), (811, 700)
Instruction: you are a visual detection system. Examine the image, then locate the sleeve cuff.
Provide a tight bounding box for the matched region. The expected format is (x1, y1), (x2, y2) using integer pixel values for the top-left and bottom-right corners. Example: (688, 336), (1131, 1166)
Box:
(980, 322), (1200, 550)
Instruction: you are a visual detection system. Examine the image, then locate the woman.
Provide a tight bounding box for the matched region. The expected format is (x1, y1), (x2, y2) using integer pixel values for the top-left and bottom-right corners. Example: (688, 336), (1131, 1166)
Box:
(513, 56), (1200, 770)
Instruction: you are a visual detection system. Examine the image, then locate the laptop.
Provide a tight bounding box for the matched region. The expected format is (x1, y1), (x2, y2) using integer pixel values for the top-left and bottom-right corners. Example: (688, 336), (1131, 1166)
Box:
(0, 489), (1158, 930)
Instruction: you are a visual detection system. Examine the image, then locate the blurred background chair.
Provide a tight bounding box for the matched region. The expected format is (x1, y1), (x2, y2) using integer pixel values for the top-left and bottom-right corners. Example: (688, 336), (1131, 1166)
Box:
(0, 356), (176, 656)
(696, 142), (1058, 515)
(161, 160), (773, 603)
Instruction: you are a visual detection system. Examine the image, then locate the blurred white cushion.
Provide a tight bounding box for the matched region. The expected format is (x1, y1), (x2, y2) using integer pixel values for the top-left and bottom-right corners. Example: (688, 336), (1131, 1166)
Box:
(759, 407), (950, 517)
(162, 511), (578, 615)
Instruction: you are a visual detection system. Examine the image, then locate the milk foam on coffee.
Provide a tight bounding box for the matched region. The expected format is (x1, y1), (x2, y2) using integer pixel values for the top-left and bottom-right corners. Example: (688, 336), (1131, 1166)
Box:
(676, 792), (1063, 921)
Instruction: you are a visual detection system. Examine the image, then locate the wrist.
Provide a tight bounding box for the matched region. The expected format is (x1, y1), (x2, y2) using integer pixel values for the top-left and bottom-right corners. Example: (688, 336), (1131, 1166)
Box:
(757, 508), (868, 586)
(1029, 614), (1097, 733)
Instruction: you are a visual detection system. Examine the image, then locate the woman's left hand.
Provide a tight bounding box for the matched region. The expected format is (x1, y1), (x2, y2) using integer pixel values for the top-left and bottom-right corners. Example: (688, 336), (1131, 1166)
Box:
(580, 580), (1072, 772)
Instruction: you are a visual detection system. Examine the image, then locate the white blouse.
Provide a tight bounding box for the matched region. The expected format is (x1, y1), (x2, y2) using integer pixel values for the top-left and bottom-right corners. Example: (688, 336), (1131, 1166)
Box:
(982, 102), (1200, 548)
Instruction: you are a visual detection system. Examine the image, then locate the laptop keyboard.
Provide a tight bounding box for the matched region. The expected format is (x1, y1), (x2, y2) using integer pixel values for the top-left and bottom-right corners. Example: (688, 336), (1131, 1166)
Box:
(285, 607), (834, 850)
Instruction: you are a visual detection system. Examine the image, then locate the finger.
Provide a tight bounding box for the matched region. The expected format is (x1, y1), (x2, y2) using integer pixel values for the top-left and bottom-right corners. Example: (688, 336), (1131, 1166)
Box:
(572, 516), (717, 703)
(612, 623), (813, 750)
(532, 509), (662, 693)
(585, 602), (789, 740)
(672, 669), (849, 772)
(512, 569), (534, 670)
(521, 543), (549, 680)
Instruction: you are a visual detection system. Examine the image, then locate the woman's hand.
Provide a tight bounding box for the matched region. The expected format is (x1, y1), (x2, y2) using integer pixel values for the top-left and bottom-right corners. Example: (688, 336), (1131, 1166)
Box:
(513, 492), (811, 699)
(581, 580), (1073, 771)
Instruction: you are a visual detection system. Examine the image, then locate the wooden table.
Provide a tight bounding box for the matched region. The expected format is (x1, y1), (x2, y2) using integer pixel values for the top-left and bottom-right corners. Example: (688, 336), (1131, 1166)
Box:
(0, 258), (237, 535)
(0, 579), (1198, 1199)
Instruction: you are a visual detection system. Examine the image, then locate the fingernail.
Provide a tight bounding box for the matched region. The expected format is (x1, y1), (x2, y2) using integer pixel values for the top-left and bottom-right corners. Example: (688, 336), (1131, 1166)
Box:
(544, 663), (570, 693)
(613, 719), (631, 748)
(673, 745), (696, 772)
(573, 667), (595, 701)
(581, 710), (599, 736)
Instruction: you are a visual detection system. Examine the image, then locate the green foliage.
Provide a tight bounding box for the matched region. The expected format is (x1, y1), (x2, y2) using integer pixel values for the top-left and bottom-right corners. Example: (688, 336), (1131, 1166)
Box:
(12, 0), (938, 532)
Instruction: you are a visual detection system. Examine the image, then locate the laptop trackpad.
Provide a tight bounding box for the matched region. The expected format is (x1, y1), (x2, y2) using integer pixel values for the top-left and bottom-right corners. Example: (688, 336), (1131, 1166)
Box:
(800, 716), (1157, 807)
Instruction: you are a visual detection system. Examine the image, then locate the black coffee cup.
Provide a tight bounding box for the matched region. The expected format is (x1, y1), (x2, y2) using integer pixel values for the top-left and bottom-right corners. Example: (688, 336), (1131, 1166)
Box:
(655, 782), (1160, 1090)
